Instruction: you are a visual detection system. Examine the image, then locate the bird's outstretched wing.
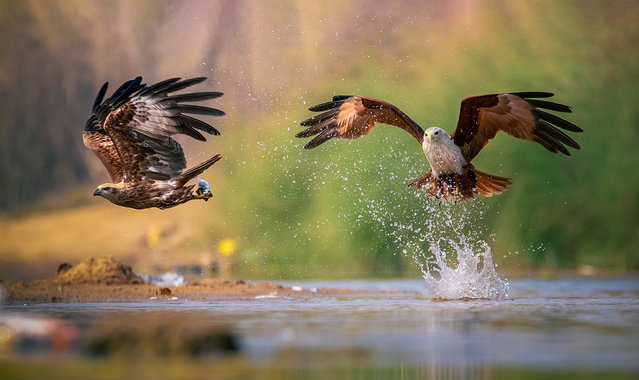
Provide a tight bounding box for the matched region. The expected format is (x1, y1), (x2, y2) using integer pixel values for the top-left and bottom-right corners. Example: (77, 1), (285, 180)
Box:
(452, 92), (582, 162)
(83, 77), (146, 182)
(85, 77), (224, 182)
(297, 96), (425, 149)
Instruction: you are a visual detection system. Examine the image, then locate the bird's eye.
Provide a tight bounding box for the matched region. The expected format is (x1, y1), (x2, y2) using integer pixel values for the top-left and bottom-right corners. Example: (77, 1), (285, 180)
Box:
(434, 131), (439, 135)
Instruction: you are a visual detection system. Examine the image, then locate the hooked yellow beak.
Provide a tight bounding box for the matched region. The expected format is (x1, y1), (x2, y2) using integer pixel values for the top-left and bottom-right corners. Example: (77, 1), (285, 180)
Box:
(425, 132), (433, 142)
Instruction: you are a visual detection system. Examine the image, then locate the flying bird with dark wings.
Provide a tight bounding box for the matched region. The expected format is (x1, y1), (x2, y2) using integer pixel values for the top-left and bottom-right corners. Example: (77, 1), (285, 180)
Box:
(83, 76), (224, 209)
(297, 92), (582, 201)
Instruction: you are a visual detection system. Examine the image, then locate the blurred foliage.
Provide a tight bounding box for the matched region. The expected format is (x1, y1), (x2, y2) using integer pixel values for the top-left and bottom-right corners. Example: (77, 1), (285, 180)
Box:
(0, 0), (638, 277)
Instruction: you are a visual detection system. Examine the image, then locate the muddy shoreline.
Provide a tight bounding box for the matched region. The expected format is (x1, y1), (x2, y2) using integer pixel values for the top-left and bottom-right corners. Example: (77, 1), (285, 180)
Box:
(1, 279), (389, 303)
(0, 257), (411, 303)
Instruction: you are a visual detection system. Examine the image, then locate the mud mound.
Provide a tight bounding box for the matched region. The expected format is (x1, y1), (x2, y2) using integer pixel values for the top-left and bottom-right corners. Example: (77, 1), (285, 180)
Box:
(54, 256), (145, 285)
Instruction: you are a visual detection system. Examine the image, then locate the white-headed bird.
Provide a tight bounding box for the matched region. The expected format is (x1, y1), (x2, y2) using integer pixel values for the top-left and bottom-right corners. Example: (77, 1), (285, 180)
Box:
(297, 93), (582, 201)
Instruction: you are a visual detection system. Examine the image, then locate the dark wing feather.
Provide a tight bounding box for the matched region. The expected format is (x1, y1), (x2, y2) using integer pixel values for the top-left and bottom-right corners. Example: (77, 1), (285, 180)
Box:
(160, 77), (207, 93)
(176, 104), (225, 116)
(84, 76), (145, 132)
(83, 77), (146, 182)
(87, 77), (223, 182)
(136, 77), (181, 97)
(160, 92), (223, 103)
(452, 92), (582, 161)
(92, 82), (109, 113)
(532, 109), (583, 132)
(297, 96), (425, 149)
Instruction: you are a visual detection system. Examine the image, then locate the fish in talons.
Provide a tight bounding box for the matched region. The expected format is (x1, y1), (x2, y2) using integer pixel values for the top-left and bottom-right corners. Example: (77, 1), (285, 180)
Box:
(194, 177), (213, 201)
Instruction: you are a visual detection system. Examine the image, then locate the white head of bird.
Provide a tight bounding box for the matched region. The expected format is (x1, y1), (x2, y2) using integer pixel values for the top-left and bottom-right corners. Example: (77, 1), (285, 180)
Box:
(424, 127), (449, 144)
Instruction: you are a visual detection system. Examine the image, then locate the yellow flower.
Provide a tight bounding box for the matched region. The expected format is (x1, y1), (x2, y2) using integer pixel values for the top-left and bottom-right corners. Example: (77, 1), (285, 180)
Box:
(218, 238), (237, 257)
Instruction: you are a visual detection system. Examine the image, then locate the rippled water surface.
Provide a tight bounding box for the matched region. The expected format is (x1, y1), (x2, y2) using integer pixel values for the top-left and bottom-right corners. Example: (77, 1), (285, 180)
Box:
(2, 278), (639, 378)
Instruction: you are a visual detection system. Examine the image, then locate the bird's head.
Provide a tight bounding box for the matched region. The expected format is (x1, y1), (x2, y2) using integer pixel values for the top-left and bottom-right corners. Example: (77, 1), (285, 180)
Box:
(93, 183), (122, 201)
(423, 127), (449, 145)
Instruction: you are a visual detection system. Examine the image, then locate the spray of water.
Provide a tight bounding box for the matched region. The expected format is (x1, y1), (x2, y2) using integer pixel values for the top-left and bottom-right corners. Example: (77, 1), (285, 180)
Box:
(410, 200), (509, 300)
(368, 193), (510, 300)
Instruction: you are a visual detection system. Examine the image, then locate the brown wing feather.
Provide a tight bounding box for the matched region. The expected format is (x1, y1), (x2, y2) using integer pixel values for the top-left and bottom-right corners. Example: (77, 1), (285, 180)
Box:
(102, 103), (163, 182)
(452, 92), (582, 162)
(82, 77), (146, 182)
(297, 96), (425, 149)
(90, 77), (223, 183)
(82, 130), (124, 182)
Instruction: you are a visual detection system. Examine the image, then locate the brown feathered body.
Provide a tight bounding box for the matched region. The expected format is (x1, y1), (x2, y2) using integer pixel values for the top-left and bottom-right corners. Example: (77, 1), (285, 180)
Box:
(84, 76), (225, 209)
(297, 92), (582, 201)
(99, 181), (185, 210)
(91, 154), (222, 209)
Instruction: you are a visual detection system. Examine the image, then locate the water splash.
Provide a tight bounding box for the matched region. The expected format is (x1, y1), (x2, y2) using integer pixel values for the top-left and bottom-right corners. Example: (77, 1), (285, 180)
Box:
(398, 199), (509, 300)
(417, 235), (509, 300)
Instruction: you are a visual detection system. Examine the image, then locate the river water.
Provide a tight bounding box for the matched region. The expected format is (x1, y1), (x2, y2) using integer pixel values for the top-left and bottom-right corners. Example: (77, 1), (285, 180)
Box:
(2, 278), (638, 378)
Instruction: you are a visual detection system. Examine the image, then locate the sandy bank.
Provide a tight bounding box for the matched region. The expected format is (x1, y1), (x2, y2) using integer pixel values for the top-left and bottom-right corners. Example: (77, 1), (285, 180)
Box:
(0, 256), (402, 303)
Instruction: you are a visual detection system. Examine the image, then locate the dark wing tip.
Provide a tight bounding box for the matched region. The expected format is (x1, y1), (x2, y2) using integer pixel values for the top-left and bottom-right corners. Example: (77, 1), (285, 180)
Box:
(535, 125), (572, 155)
(92, 82), (109, 112)
(303, 130), (338, 149)
(177, 114), (220, 135)
(512, 91), (555, 98)
(533, 109), (583, 133)
(332, 95), (353, 101)
(300, 108), (337, 126)
(527, 99), (573, 113)
(137, 77), (181, 96)
(105, 77), (146, 107)
(176, 104), (225, 117)
(308, 100), (344, 112)
(161, 77), (210, 94)
(297, 119), (337, 138)
(161, 91), (223, 103)
(189, 76), (207, 83)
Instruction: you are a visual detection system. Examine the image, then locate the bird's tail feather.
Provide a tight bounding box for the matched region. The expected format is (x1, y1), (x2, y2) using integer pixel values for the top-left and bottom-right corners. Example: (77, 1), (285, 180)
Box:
(408, 168), (511, 201)
(176, 154), (222, 187)
(472, 170), (512, 197)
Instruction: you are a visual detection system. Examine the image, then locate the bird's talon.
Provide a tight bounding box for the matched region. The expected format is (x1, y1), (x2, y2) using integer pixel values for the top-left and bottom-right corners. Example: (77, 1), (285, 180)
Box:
(193, 191), (213, 200)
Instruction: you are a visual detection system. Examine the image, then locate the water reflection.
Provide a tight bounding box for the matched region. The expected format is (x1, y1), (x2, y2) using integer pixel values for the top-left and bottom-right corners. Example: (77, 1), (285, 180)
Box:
(1, 278), (639, 377)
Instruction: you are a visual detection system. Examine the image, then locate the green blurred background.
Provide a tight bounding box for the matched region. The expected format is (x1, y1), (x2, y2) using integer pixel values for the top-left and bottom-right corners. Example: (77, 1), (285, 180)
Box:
(0, 0), (637, 280)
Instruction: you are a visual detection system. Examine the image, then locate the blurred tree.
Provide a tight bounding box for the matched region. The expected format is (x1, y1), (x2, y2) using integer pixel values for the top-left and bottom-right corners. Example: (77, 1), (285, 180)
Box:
(0, 0), (637, 274)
